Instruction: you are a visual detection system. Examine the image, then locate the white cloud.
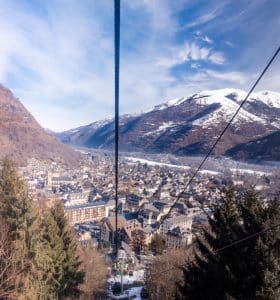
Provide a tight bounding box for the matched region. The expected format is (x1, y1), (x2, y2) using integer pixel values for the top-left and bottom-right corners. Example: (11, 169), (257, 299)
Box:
(195, 31), (213, 44)
(190, 63), (200, 69)
(225, 40), (233, 47)
(208, 52), (225, 64)
(0, 0), (186, 131)
(157, 42), (225, 67)
(184, 5), (224, 28)
(0, 1), (116, 131)
(201, 35), (213, 44)
(0, 0), (227, 132)
(0, 0), (278, 131)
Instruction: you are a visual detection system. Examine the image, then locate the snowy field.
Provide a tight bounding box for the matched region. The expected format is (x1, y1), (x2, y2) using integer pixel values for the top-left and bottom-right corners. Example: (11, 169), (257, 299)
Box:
(230, 168), (271, 176)
(125, 156), (190, 170)
(108, 269), (145, 299)
(108, 269), (145, 285)
(108, 286), (143, 300)
(124, 155), (275, 176)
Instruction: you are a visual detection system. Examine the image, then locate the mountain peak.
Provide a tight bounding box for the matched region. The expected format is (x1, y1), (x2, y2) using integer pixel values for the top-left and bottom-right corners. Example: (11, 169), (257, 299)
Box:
(253, 90), (280, 108)
(57, 87), (280, 161)
(155, 89), (280, 112)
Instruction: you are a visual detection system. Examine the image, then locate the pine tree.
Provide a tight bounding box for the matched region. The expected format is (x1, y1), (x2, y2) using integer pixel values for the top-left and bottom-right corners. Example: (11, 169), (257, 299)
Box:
(179, 188), (238, 300)
(0, 159), (38, 298)
(0, 221), (17, 299)
(0, 159), (85, 299)
(261, 196), (280, 298)
(239, 192), (280, 300)
(51, 200), (84, 298)
(33, 208), (65, 298)
(179, 188), (280, 300)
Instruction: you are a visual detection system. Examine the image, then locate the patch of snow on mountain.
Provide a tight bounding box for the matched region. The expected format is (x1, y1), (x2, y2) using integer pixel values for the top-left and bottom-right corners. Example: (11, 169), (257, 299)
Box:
(153, 103), (171, 111)
(191, 89), (267, 128)
(69, 129), (79, 133)
(144, 121), (175, 136)
(89, 118), (112, 129)
(210, 88), (247, 101)
(253, 91), (280, 108)
(271, 121), (280, 129)
(150, 89), (280, 118)
(153, 97), (187, 111)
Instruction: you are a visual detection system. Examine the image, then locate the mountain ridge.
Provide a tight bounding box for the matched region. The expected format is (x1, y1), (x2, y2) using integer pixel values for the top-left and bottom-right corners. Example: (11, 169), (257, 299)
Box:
(54, 88), (280, 161)
(0, 84), (82, 166)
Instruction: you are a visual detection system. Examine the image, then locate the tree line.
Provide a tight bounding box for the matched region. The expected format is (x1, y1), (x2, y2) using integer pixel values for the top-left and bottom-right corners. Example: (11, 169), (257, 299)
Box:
(0, 159), (108, 299)
(146, 187), (280, 299)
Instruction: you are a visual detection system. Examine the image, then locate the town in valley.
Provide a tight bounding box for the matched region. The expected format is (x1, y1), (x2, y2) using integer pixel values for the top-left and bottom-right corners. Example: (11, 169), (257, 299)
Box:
(18, 149), (279, 297)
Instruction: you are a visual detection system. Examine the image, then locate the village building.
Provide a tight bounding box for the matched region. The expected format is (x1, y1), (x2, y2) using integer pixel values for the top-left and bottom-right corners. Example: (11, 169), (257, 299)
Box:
(164, 227), (192, 249)
(64, 200), (106, 225)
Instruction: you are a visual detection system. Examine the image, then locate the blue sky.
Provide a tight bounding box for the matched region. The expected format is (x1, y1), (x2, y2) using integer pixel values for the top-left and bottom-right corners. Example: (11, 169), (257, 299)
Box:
(0, 0), (279, 131)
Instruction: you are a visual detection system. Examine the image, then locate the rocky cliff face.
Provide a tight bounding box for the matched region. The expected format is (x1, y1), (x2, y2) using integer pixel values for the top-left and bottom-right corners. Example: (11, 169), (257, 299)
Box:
(56, 88), (280, 161)
(0, 85), (81, 165)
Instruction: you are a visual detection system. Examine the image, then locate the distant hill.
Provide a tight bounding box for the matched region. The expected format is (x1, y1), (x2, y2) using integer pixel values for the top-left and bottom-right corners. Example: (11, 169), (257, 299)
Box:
(225, 131), (280, 161)
(0, 84), (81, 166)
(55, 88), (280, 161)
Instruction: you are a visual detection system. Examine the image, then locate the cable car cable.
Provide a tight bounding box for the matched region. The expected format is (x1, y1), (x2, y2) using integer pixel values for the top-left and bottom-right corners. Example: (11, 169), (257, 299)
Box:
(114, 0), (121, 257)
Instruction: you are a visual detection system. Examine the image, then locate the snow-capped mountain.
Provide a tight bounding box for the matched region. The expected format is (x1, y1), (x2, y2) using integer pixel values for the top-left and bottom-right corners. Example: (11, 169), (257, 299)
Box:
(55, 89), (280, 161)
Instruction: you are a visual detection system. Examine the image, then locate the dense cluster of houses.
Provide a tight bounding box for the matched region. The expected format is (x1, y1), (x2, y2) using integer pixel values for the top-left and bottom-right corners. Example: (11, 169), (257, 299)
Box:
(19, 153), (275, 258)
